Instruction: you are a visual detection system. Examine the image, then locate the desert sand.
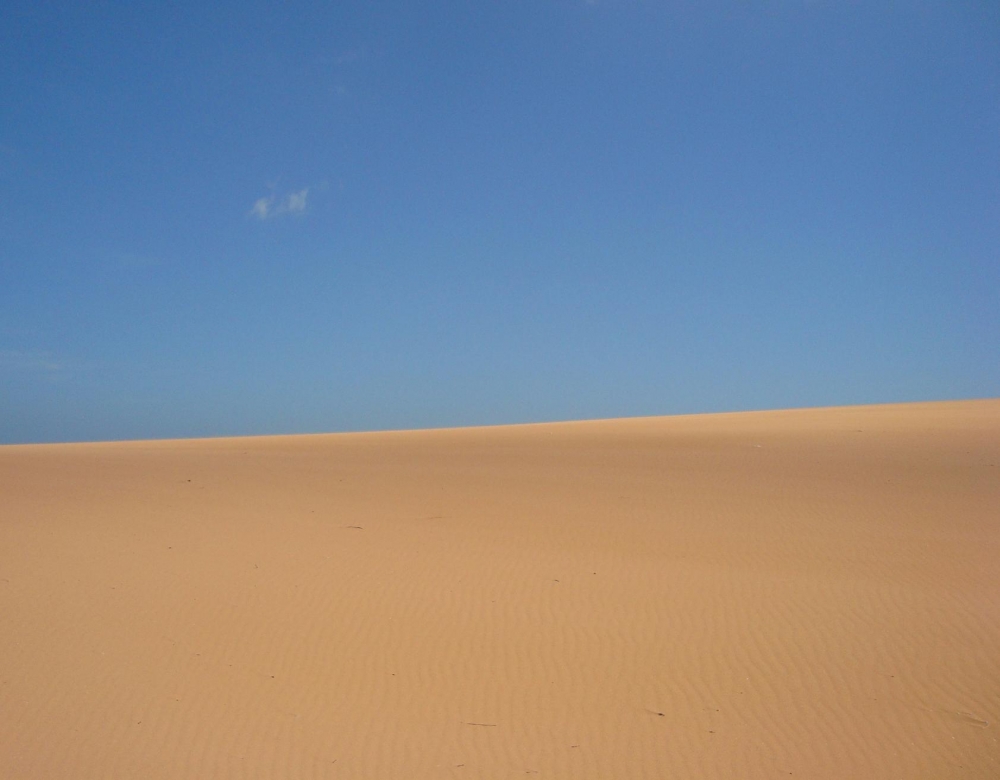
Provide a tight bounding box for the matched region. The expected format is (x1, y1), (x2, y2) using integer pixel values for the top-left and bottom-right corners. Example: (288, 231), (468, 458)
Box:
(1, 400), (998, 778)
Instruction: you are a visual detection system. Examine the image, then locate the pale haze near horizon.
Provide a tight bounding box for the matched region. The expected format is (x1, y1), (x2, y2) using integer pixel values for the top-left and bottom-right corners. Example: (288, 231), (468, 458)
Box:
(1, 1), (997, 444)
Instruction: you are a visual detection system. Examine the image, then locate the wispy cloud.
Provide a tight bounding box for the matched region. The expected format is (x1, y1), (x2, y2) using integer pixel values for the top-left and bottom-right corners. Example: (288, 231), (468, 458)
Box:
(250, 196), (274, 220)
(249, 188), (309, 220)
(285, 188), (308, 213)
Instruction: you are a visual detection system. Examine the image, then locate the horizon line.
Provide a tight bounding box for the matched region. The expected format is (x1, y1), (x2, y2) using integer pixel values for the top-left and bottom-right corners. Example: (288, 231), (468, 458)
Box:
(2, 396), (996, 449)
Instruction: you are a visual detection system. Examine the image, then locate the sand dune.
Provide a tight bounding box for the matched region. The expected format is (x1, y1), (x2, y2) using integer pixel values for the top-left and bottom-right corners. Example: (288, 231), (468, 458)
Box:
(1, 400), (998, 778)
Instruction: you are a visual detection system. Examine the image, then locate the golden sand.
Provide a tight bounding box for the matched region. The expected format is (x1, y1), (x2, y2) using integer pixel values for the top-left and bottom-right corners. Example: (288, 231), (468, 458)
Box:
(1, 400), (998, 778)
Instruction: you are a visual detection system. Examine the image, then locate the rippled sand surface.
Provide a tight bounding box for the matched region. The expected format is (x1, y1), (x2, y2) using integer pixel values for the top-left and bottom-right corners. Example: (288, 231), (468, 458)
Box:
(2, 400), (998, 778)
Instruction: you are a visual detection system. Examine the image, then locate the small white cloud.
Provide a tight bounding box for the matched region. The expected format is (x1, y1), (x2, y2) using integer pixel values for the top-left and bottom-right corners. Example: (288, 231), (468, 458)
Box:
(250, 196), (274, 220)
(249, 188), (309, 220)
(285, 188), (308, 213)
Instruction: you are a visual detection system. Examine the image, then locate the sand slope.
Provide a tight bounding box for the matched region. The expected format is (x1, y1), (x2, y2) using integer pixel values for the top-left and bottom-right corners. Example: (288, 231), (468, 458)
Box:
(1, 400), (998, 778)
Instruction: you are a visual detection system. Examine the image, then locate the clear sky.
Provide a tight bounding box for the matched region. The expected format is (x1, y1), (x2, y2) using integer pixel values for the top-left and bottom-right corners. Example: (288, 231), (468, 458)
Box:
(1, 1), (998, 443)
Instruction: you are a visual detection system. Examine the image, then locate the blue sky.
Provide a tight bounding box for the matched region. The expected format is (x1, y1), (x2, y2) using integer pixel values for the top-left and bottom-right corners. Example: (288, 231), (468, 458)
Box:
(1, 1), (998, 443)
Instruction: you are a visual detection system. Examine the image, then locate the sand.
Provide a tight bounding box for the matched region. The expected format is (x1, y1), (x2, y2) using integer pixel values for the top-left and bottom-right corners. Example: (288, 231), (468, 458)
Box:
(1, 399), (998, 778)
